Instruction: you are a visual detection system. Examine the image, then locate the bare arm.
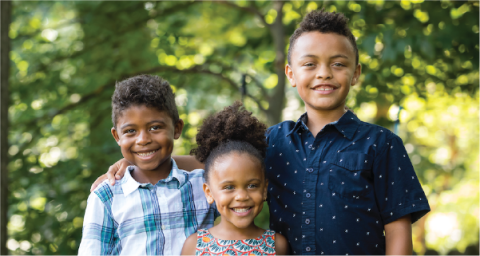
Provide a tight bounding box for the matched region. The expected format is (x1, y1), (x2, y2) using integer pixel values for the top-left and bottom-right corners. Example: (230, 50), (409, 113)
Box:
(385, 214), (412, 255)
(274, 233), (291, 255)
(173, 155), (204, 171)
(90, 158), (130, 192)
(180, 232), (197, 255)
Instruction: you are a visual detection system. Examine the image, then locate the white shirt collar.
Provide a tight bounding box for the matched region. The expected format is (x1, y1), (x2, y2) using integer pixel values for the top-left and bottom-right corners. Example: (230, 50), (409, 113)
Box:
(121, 159), (185, 196)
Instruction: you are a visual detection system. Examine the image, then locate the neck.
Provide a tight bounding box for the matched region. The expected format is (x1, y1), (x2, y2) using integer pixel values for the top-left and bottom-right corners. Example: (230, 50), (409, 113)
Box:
(305, 105), (346, 137)
(131, 158), (173, 185)
(210, 219), (263, 240)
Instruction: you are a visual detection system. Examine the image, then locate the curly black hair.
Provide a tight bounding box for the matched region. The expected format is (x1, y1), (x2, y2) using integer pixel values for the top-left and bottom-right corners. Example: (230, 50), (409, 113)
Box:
(191, 101), (268, 182)
(111, 74), (179, 127)
(287, 9), (358, 65)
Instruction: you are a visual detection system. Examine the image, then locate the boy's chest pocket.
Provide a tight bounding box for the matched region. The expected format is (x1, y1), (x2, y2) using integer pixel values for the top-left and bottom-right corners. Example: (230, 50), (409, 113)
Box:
(328, 152), (373, 199)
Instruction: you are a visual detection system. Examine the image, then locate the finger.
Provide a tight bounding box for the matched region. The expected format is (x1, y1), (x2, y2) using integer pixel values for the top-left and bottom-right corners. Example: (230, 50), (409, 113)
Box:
(90, 174), (107, 192)
(107, 165), (117, 186)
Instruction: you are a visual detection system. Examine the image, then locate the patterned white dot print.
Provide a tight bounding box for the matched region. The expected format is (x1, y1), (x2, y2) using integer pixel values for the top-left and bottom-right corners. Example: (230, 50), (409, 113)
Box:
(304, 158), (306, 161)
(342, 182), (345, 185)
(340, 159), (343, 162)
(356, 218), (360, 222)
(412, 176), (415, 179)
(385, 197), (388, 201)
(380, 130), (383, 132)
(398, 167), (401, 170)
(277, 174), (280, 178)
(321, 183), (324, 185)
(345, 229), (348, 233)
(323, 161), (326, 163)
(379, 175), (382, 178)
(366, 185), (369, 189)
(354, 173), (357, 176)
(367, 137), (370, 140)
(296, 150), (299, 152)
(293, 214), (295, 217)
(320, 228), (323, 231)
(294, 170), (297, 173)
(279, 153), (282, 156)
(392, 182), (394, 185)
(345, 205), (348, 209)
(286, 162), (289, 165)
(367, 208), (371, 212)
(332, 193), (336, 196)
(284, 183), (287, 186)
(373, 144), (376, 147)
(366, 232), (370, 235)
(272, 144), (275, 147)
(302, 235), (305, 238)
(365, 160), (368, 163)
(403, 154), (406, 157)
(320, 204), (323, 207)
(330, 169), (333, 172)
(357, 242), (360, 246)
(333, 216), (336, 219)
(293, 191), (296, 195)
(353, 142), (355, 145)
(406, 189), (408, 193)
(285, 205), (287, 208)
(305, 142), (308, 144)
(390, 212), (393, 216)
(333, 240), (336, 244)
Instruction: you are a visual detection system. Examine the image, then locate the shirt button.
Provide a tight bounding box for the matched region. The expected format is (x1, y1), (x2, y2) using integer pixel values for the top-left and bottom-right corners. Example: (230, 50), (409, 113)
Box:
(306, 193), (311, 198)
(305, 219), (310, 224)
(306, 247), (311, 252)
(308, 168), (313, 173)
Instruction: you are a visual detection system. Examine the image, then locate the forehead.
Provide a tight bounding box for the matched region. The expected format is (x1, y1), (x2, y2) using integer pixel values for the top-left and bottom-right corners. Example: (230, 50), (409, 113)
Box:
(291, 31), (355, 61)
(117, 105), (172, 125)
(211, 152), (264, 181)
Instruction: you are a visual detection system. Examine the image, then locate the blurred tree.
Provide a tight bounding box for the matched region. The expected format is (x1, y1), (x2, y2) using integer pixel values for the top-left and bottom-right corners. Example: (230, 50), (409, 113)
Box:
(1, 1), (12, 254)
(5, 0), (478, 254)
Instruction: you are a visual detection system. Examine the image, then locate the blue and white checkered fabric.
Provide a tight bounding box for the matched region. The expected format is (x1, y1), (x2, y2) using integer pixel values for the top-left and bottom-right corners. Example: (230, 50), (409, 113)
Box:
(78, 159), (217, 255)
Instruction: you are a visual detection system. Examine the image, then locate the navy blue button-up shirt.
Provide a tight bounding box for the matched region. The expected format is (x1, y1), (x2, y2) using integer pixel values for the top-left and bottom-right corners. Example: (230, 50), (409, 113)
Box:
(265, 111), (430, 255)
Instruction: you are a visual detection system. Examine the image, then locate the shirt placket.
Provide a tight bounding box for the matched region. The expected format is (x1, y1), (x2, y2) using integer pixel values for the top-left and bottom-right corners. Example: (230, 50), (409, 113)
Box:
(301, 132), (325, 254)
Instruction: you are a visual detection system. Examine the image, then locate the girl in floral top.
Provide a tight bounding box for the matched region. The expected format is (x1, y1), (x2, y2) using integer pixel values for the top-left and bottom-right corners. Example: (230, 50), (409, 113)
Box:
(181, 102), (290, 255)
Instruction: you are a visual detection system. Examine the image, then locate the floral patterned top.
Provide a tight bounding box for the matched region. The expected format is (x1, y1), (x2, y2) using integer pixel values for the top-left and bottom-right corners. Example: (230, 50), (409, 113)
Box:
(195, 229), (276, 255)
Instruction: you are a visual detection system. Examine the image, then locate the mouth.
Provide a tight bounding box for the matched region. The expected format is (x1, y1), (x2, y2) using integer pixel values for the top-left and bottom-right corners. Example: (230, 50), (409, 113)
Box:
(134, 149), (158, 158)
(312, 84), (338, 94)
(230, 207), (253, 217)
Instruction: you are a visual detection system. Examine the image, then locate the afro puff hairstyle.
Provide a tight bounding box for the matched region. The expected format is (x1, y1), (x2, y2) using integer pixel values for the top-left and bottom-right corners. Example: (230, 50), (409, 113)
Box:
(191, 101), (268, 182)
(111, 74), (179, 128)
(287, 9), (358, 65)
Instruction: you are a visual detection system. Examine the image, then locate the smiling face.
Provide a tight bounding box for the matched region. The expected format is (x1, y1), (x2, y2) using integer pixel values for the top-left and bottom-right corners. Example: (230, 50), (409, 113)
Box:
(286, 32), (361, 114)
(204, 152), (267, 230)
(111, 105), (183, 174)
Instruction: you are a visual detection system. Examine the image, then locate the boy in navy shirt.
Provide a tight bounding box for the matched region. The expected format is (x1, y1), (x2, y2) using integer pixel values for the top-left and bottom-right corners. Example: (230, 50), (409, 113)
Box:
(92, 9), (430, 255)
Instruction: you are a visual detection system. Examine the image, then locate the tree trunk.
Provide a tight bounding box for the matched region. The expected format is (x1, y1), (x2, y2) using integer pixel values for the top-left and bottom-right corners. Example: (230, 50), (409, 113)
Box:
(0, 1), (11, 254)
(266, 0), (285, 126)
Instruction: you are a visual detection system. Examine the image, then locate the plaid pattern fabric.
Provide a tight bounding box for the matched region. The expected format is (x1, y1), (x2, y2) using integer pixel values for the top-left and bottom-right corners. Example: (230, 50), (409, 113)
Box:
(79, 160), (217, 255)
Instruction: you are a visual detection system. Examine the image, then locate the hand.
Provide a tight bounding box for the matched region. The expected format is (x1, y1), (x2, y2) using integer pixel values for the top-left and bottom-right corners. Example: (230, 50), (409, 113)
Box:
(90, 158), (130, 192)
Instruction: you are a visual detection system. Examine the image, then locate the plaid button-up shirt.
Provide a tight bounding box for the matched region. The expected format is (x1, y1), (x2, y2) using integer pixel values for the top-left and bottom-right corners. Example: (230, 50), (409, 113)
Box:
(79, 160), (217, 255)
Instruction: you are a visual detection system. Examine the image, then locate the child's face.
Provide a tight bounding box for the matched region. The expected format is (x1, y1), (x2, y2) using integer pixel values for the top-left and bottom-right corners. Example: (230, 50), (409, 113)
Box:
(286, 31), (361, 113)
(111, 105), (183, 173)
(204, 152), (267, 230)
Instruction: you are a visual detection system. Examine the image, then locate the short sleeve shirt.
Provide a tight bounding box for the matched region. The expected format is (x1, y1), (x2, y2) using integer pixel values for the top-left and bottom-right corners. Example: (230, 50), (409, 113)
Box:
(265, 111), (430, 255)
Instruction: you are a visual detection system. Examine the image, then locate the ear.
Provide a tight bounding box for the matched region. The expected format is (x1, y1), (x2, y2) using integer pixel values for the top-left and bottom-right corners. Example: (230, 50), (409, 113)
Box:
(351, 63), (362, 86)
(174, 119), (184, 140)
(285, 64), (296, 88)
(263, 179), (269, 201)
(111, 127), (121, 145)
(203, 183), (215, 205)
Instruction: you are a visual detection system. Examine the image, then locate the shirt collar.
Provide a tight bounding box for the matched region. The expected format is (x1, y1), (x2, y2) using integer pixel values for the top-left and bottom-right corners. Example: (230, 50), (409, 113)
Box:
(121, 159), (185, 196)
(287, 110), (360, 140)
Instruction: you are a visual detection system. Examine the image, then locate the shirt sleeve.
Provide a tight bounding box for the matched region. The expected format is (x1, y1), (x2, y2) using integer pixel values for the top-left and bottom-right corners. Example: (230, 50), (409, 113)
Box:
(372, 134), (430, 224)
(78, 191), (119, 255)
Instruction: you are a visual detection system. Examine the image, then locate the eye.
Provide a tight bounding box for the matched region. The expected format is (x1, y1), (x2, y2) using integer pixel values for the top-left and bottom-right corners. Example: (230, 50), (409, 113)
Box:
(303, 62), (315, 67)
(248, 184), (258, 189)
(333, 62), (346, 67)
(150, 125), (160, 131)
(223, 185), (234, 190)
(124, 129), (135, 134)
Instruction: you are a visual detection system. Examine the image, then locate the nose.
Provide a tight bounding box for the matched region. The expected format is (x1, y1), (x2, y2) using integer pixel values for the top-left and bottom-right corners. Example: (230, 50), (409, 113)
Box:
(316, 64), (333, 79)
(234, 188), (250, 201)
(136, 130), (152, 145)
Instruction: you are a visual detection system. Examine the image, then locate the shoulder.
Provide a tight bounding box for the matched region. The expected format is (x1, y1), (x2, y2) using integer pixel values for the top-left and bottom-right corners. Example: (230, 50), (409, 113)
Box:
(181, 232), (198, 255)
(91, 179), (122, 203)
(267, 120), (296, 142)
(273, 232), (290, 255)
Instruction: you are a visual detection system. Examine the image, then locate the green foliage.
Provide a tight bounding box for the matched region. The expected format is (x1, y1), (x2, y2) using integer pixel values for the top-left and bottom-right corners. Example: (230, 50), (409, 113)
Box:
(6, 1), (478, 254)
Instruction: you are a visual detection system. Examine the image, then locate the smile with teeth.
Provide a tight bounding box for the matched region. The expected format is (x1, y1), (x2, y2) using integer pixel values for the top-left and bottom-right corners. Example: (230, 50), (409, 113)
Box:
(135, 150), (157, 157)
(232, 207), (252, 213)
(313, 87), (335, 91)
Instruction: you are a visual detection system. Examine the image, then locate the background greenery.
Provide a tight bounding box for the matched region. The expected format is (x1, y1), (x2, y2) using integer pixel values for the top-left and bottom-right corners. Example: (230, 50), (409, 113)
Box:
(5, 0), (478, 254)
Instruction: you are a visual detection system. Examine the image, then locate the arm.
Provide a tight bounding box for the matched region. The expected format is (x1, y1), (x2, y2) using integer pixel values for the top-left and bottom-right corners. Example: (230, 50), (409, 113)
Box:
(90, 155), (205, 191)
(274, 233), (291, 255)
(173, 155), (204, 171)
(90, 158), (130, 191)
(180, 232), (198, 255)
(385, 214), (412, 255)
(78, 192), (117, 255)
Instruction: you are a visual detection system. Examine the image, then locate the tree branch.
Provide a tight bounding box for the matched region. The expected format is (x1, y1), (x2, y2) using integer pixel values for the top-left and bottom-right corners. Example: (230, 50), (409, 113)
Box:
(216, 0), (270, 29)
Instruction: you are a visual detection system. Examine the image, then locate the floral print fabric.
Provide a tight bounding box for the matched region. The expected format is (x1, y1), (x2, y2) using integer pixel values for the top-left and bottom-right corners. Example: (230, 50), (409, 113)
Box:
(196, 229), (276, 255)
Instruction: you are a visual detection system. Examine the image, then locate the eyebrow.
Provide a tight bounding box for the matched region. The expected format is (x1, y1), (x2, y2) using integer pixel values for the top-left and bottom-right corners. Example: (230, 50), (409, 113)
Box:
(299, 54), (350, 59)
(120, 120), (166, 130)
(218, 178), (262, 185)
